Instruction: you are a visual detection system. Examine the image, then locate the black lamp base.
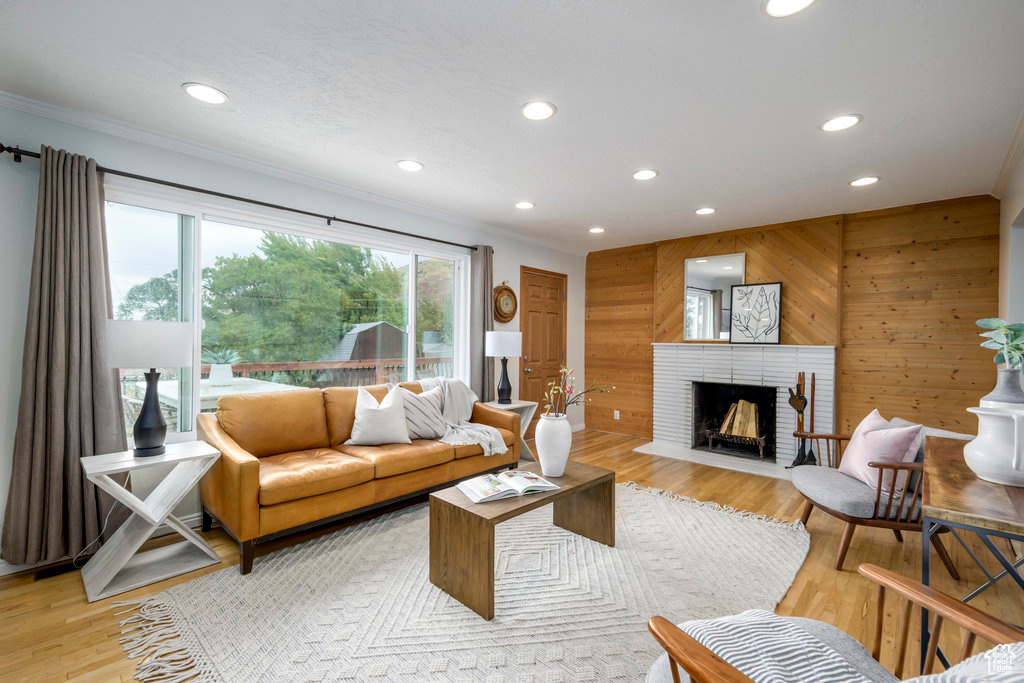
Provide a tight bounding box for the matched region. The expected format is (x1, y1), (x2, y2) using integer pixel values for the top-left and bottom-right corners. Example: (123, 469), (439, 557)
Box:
(497, 357), (512, 404)
(132, 369), (168, 457)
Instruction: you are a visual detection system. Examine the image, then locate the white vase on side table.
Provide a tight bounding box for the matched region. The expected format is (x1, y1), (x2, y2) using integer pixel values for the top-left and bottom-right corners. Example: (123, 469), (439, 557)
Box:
(535, 413), (572, 477)
(964, 368), (1024, 487)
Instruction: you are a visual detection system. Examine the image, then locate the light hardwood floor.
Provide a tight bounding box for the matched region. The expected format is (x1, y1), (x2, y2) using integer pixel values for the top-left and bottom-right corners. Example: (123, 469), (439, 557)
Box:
(1, 430), (1021, 681)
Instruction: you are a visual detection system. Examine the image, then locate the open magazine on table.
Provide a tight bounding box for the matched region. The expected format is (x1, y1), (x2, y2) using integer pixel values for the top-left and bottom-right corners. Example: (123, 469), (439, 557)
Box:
(456, 469), (560, 503)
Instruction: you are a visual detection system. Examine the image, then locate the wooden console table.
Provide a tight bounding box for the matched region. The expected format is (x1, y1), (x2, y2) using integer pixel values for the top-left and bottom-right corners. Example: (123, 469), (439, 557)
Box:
(920, 436), (1024, 668)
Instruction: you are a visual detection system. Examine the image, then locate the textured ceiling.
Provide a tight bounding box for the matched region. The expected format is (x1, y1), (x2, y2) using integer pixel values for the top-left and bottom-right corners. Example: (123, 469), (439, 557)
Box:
(2, 0), (1024, 253)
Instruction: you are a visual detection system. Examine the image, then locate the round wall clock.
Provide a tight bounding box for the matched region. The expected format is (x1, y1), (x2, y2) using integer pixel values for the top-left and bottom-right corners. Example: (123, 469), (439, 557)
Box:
(493, 284), (518, 323)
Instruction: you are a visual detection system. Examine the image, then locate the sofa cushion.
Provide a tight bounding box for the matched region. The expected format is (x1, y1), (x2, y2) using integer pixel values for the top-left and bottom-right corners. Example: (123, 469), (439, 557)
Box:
(838, 410), (922, 496)
(345, 385), (412, 446)
(792, 465), (920, 520)
(217, 389), (329, 458)
(645, 616), (897, 683)
(324, 384), (388, 446)
(401, 386), (447, 440)
(340, 440), (454, 478)
(258, 448), (374, 505)
(453, 427), (516, 458)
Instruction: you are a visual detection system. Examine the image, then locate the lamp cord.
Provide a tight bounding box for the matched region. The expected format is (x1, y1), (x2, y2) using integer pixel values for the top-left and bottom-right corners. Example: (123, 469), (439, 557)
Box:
(72, 472), (131, 568)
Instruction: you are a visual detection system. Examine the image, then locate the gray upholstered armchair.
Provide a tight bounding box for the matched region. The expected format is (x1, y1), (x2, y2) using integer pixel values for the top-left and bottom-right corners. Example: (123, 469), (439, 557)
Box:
(790, 420), (972, 577)
(646, 564), (1024, 682)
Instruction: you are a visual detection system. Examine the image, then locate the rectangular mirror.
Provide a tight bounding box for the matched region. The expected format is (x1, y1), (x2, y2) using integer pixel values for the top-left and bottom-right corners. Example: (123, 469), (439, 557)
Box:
(684, 253), (745, 341)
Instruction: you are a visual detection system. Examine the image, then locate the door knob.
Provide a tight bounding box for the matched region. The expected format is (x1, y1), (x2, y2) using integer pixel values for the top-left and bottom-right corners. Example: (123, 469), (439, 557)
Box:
(524, 368), (533, 374)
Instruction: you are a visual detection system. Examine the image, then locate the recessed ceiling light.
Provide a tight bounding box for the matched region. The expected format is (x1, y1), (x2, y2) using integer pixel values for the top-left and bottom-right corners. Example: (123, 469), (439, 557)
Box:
(695, 207), (716, 215)
(396, 160), (424, 172)
(820, 114), (862, 132)
(632, 169), (658, 181)
(515, 201), (535, 210)
(723, 266), (734, 270)
(181, 82), (228, 104)
(521, 101), (557, 121)
(695, 259), (708, 263)
(589, 226), (605, 234)
(850, 176), (879, 187)
(762, 0), (816, 18)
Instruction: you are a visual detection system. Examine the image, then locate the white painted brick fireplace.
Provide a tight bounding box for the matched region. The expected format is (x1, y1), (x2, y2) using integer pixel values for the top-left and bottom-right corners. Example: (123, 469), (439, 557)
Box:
(641, 344), (836, 478)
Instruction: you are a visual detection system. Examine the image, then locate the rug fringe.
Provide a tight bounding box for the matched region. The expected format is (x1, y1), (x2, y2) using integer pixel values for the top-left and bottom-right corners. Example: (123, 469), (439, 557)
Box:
(621, 481), (806, 533)
(113, 598), (218, 682)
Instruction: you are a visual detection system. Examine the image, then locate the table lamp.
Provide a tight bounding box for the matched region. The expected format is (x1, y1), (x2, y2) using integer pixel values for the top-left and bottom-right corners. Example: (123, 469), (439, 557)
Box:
(107, 320), (194, 457)
(485, 331), (522, 404)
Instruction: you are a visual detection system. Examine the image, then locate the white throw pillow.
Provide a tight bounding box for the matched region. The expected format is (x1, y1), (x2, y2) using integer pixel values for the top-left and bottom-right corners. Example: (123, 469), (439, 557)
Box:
(345, 386), (412, 446)
(401, 386), (447, 439)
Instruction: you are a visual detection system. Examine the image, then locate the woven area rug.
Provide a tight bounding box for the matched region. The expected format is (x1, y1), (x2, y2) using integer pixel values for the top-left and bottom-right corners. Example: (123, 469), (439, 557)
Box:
(118, 483), (809, 682)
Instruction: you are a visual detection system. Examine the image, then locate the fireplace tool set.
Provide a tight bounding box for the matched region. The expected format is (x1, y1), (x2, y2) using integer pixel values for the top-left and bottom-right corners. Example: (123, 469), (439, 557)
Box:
(788, 372), (818, 468)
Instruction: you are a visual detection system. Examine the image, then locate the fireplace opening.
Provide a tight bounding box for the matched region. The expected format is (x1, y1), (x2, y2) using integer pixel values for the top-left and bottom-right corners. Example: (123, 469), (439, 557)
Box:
(692, 381), (777, 461)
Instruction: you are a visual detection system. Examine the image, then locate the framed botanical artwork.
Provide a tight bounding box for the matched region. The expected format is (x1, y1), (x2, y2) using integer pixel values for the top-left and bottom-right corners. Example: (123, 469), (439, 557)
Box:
(729, 282), (781, 344)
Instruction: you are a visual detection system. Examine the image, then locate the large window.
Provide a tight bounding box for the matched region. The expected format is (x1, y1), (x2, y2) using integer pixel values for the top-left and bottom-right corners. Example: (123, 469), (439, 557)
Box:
(104, 189), (468, 439)
(415, 256), (455, 379)
(106, 201), (195, 434)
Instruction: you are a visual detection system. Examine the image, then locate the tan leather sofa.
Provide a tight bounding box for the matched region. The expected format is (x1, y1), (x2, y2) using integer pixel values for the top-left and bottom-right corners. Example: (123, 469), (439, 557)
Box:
(197, 382), (519, 573)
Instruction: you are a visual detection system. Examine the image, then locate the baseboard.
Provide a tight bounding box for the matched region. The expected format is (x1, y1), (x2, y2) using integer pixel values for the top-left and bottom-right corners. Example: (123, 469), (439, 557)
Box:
(571, 422), (586, 432)
(0, 511), (205, 578)
(0, 557), (60, 577)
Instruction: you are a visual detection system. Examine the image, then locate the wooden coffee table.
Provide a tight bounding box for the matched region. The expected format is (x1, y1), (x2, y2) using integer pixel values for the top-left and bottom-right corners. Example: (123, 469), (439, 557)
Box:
(429, 460), (615, 620)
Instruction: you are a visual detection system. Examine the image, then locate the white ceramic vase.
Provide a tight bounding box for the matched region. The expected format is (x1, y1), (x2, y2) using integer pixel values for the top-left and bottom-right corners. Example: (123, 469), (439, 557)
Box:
(964, 369), (1024, 487)
(209, 363), (234, 387)
(535, 413), (572, 477)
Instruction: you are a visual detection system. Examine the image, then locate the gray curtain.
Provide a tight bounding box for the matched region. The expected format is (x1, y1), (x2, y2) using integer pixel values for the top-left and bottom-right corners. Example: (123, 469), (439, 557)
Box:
(469, 245), (495, 400)
(1, 146), (127, 566)
(712, 289), (723, 337)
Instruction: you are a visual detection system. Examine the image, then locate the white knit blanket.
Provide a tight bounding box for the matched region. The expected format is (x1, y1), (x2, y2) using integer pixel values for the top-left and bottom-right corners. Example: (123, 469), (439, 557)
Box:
(681, 609), (871, 683)
(418, 377), (508, 456)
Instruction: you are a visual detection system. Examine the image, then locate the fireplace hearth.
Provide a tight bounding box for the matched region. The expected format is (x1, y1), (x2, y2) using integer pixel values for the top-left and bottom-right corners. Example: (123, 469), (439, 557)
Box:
(692, 381), (777, 460)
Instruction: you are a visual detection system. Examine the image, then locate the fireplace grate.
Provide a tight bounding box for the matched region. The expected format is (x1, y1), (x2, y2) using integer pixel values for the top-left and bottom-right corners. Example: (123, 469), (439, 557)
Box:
(705, 429), (768, 460)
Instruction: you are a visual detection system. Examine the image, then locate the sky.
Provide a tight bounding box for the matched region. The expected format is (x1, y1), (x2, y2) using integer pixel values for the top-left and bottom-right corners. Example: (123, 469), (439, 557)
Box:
(105, 202), (410, 315)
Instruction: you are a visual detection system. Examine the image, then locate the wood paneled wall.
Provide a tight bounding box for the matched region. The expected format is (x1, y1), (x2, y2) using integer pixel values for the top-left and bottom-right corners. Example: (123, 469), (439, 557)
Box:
(654, 216), (843, 346)
(840, 196), (1001, 433)
(585, 244), (656, 436)
(585, 195), (1000, 439)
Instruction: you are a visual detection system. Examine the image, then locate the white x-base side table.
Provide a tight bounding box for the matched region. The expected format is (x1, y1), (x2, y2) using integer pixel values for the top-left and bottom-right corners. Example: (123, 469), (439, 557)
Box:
(482, 399), (539, 461)
(80, 441), (221, 602)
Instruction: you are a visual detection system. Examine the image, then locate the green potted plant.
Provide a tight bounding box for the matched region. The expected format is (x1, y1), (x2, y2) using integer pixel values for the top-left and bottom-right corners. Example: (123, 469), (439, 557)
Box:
(202, 348), (242, 387)
(975, 318), (1024, 405)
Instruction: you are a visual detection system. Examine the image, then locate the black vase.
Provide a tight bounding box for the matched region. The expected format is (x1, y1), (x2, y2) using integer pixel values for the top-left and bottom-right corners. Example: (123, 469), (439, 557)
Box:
(497, 357), (512, 404)
(133, 369), (167, 457)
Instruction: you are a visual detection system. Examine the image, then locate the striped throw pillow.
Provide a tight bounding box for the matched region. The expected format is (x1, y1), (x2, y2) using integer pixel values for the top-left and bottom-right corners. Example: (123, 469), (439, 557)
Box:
(401, 386), (447, 440)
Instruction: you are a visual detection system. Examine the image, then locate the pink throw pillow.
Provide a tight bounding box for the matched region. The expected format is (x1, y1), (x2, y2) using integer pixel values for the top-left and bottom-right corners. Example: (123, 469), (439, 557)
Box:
(837, 410), (923, 496)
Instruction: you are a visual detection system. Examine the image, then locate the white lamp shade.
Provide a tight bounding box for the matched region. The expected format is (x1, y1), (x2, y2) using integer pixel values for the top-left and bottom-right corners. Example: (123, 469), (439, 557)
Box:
(485, 331), (522, 358)
(106, 320), (194, 369)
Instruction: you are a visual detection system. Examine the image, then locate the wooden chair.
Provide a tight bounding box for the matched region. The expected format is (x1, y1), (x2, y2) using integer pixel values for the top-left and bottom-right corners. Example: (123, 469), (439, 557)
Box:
(647, 563), (1024, 682)
(791, 431), (959, 579)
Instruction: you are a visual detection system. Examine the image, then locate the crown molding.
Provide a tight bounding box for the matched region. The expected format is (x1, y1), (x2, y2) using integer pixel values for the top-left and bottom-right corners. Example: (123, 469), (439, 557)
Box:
(993, 108), (1024, 199)
(0, 90), (582, 256)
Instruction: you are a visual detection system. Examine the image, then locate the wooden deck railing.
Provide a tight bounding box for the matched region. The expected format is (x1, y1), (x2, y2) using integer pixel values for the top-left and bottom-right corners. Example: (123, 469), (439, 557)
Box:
(197, 358), (453, 387)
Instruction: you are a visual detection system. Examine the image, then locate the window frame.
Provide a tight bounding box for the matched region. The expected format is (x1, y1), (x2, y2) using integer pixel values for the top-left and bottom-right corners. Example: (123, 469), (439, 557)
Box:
(104, 179), (472, 444)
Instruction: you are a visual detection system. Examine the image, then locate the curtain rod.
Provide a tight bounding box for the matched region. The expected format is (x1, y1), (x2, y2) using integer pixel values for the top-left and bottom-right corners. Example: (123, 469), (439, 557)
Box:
(0, 142), (477, 251)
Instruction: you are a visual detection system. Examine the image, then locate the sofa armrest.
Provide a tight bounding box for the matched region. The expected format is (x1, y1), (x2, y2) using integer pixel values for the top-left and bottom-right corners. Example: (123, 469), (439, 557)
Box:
(197, 412), (260, 541)
(471, 402), (521, 435)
